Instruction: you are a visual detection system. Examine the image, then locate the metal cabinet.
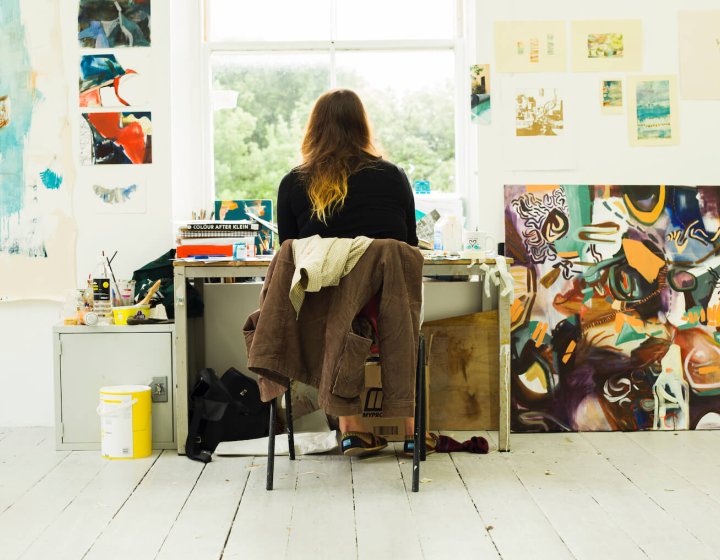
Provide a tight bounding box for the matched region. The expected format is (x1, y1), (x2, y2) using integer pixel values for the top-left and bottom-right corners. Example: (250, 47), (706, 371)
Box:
(53, 325), (176, 450)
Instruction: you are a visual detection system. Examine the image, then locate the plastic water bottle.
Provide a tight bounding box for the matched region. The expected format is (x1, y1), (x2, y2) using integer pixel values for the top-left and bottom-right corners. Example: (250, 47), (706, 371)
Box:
(92, 256), (112, 325)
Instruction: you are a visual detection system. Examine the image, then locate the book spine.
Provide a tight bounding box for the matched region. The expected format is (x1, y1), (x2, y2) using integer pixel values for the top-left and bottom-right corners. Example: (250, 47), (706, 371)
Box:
(185, 223), (257, 232)
(176, 245), (234, 258)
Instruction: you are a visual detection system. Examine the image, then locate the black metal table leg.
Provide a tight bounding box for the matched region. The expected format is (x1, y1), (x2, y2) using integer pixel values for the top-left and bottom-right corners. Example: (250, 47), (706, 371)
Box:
(418, 335), (427, 462)
(285, 387), (295, 460)
(266, 398), (276, 490)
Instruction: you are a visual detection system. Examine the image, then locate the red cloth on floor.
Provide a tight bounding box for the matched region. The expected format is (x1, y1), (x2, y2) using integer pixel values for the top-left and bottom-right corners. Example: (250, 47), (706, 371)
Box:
(436, 434), (489, 454)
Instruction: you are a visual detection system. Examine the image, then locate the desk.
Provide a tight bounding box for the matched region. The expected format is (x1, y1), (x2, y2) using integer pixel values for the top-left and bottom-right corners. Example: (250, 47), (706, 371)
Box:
(173, 258), (513, 454)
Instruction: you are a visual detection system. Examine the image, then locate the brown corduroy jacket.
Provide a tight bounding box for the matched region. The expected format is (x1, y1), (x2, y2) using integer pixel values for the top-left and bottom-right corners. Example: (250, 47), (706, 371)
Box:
(243, 238), (423, 417)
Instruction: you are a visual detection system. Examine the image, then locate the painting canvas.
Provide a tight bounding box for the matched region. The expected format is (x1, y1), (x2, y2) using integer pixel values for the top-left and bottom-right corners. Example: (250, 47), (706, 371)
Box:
(470, 64), (491, 124)
(78, 0), (151, 47)
(80, 112), (152, 165)
(495, 21), (566, 73)
(505, 184), (720, 432)
(515, 88), (564, 136)
(601, 79), (623, 114)
(79, 52), (151, 107)
(215, 199), (274, 254)
(627, 75), (679, 147)
(678, 11), (720, 100)
(571, 20), (642, 72)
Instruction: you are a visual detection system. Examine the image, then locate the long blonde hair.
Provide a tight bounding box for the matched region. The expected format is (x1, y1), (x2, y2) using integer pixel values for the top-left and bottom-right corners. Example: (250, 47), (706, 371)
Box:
(299, 89), (381, 223)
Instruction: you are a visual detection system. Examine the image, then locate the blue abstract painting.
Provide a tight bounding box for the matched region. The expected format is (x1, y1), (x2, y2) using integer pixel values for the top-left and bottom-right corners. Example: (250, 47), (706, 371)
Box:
(636, 79), (672, 140)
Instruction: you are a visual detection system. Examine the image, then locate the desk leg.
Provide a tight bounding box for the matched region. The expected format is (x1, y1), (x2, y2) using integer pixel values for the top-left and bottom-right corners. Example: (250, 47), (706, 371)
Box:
(498, 286), (512, 452)
(175, 267), (189, 454)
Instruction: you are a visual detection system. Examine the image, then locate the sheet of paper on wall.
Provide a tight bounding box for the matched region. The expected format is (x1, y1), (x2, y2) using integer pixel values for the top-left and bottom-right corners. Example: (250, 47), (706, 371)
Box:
(0, 0), (77, 301)
(678, 11), (720, 100)
(626, 75), (680, 147)
(470, 64), (491, 124)
(78, 0), (151, 48)
(600, 78), (624, 115)
(501, 75), (576, 170)
(494, 21), (566, 73)
(571, 20), (642, 72)
(79, 52), (152, 108)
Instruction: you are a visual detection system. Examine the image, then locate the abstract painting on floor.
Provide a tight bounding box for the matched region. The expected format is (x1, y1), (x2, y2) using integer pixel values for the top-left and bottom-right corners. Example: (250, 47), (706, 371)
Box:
(505, 184), (720, 433)
(78, 0), (151, 48)
(80, 112), (152, 165)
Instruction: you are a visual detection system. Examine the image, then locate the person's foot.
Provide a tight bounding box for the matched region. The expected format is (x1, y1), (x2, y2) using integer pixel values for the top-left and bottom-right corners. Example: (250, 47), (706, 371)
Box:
(341, 431), (388, 457)
(403, 432), (439, 456)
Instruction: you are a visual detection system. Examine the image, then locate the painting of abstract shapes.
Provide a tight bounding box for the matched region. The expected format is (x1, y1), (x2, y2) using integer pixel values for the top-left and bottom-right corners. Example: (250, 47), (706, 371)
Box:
(678, 11), (720, 99)
(515, 89), (564, 136)
(494, 21), (566, 73)
(78, 0), (150, 47)
(571, 20), (642, 71)
(505, 184), (720, 433)
(628, 75), (679, 146)
(79, 53), (149, 107)
(601, 79), (623, 114)
(91, 182), (146, 213)
(80, 112), (152, 165)
(470, 64), (491, 124)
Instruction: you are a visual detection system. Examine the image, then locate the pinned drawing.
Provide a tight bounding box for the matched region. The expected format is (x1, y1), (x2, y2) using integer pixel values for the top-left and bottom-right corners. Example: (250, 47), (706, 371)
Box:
(627, 75), (679, 146)
(678, 11), (720, 99)
(495, 21), (566, 73)
(571, 20), (642, 72)
(80, 112), (152, 165)
(515, 89), (564, 136)
(601, 79), (623, 114)
(78, 0), (151, 48)
(470, 64), (491, 124)
(79, 53), (149, 107)
(91, 182), (146, 213)
(505, 184), (720, 432)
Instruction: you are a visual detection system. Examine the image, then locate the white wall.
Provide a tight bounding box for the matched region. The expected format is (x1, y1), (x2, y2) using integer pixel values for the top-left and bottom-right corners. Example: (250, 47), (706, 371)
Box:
(3, 0), (720, 425)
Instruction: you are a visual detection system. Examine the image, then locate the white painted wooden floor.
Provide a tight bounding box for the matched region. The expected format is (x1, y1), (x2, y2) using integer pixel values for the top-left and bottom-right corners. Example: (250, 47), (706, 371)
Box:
(1, 428), (719, 560)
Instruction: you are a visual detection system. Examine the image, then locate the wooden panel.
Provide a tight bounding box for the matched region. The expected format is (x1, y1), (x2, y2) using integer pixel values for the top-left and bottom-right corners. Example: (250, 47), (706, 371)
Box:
(422, 311), (499, 430)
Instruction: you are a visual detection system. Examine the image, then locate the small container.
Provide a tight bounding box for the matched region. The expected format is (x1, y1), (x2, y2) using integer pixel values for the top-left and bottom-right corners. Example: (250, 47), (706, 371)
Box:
(233, 240), (248, 260)
(82, 311), (99, 326)
(112, 304), (152, 325)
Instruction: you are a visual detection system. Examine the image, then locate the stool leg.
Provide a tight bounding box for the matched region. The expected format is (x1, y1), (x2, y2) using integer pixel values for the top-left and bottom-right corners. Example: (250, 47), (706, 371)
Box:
(418, 335), (427, 462)
(266, 398), (276, 491)
(285, 387), (295, 460)
(412, 335), (424, 492)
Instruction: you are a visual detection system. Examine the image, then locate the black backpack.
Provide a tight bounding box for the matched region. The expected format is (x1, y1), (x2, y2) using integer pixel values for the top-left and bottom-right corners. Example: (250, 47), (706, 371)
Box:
(185, 367), (270, 463)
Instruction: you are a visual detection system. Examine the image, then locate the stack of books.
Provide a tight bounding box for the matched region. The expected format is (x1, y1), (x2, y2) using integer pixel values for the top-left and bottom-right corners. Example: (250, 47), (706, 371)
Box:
(175, 220), (259, 258)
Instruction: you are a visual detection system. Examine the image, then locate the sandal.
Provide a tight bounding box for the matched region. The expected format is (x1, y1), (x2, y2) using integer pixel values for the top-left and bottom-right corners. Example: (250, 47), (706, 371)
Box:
(341, 431), (388, 457)
(403, 432), (439, 457)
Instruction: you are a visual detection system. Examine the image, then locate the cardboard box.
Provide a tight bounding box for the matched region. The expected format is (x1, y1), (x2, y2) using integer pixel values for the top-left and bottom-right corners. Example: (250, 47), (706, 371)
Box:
(361, 361), (429, 442)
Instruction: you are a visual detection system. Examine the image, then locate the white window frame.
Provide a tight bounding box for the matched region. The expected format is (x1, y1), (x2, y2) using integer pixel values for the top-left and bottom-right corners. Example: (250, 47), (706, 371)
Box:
(199, 0), (475, 224)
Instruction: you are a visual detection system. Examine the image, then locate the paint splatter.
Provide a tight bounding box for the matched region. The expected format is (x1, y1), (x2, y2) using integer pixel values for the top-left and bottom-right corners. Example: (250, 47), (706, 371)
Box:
(93, 184), (138, 204)
(40, 169), (62, 190)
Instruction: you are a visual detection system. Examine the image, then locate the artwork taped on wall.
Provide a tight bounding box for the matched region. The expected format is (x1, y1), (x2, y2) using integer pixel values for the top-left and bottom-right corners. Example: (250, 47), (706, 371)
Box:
(571, 20), (642, 72)
(515, 88), (564, 136)
(78, 0), (151, 48)
(505, 184), (720, 433)
(79, 52), (151, 107)
(80, 112), (152, 165)
(627, 75), (679, 147)
(470, 64), (491, 124)
(494, 21), (566, 73)
(91, 182), (146, 213)
(601, 79), (623, 114)
(678, 11), (720, 100)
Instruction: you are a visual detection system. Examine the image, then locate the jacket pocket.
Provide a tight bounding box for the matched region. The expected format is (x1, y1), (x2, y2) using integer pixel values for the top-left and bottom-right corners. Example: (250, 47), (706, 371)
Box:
(331, 332), (373, 399)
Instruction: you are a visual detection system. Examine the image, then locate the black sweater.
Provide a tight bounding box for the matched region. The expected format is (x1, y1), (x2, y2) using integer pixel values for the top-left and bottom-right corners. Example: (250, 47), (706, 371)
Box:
(277, 159), (418, 246)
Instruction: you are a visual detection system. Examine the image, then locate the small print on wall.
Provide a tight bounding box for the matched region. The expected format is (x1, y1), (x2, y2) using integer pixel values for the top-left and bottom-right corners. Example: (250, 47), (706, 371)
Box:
(515, 88), (564, 136)
(80, 112), (152, 165)
(78, 0), (151, 48)
(79, 53), (151, 107)
(571, 20), (642, 72)
(91, 182), (146, 213)
(627, 75), (679, 147)
(495, 21), (566, 73)
(601, 79), (623, 114)
(470, 64), (491, 124)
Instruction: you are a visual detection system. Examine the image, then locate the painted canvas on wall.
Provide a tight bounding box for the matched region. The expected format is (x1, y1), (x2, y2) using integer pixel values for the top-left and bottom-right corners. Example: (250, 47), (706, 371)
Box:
(0, 0), (77, 300)
(505, 184), (720, 432)
(571, 20), (642, 72)
(78, 0), (151, 47)
(470, 64), (491, 124)
(627, 75), (679, 147)
(515, 88), (564, 136)
(80, 112), (153, 165)
(678, 11), (720, 100)
(601, 79), (623, 114)
(79, 52), (151, 107)
(495, 21), (566, 73)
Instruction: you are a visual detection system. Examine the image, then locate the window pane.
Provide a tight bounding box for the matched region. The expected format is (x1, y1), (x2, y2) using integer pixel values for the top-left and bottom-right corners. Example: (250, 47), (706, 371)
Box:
(336, 0), (455, 41)
(336, 51), (455, 192)
(211, 53), (330, 203)
(207, 0), (331, 42)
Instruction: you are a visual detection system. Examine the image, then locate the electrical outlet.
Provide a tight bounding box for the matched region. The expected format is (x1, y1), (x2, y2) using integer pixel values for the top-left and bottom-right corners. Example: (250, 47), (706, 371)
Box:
(151, 376), (168, 403)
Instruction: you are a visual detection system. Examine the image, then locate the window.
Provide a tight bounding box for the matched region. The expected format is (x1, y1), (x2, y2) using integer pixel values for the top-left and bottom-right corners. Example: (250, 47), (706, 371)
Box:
(205, 0), (460, 206)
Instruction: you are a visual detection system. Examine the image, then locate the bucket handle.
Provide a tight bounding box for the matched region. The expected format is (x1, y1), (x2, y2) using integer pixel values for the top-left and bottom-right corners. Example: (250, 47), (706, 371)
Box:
(97, 398), (139, 416)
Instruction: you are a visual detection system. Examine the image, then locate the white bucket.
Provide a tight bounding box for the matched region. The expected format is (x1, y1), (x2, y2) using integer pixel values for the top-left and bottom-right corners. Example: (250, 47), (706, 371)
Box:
(97, 385), (152, 460)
